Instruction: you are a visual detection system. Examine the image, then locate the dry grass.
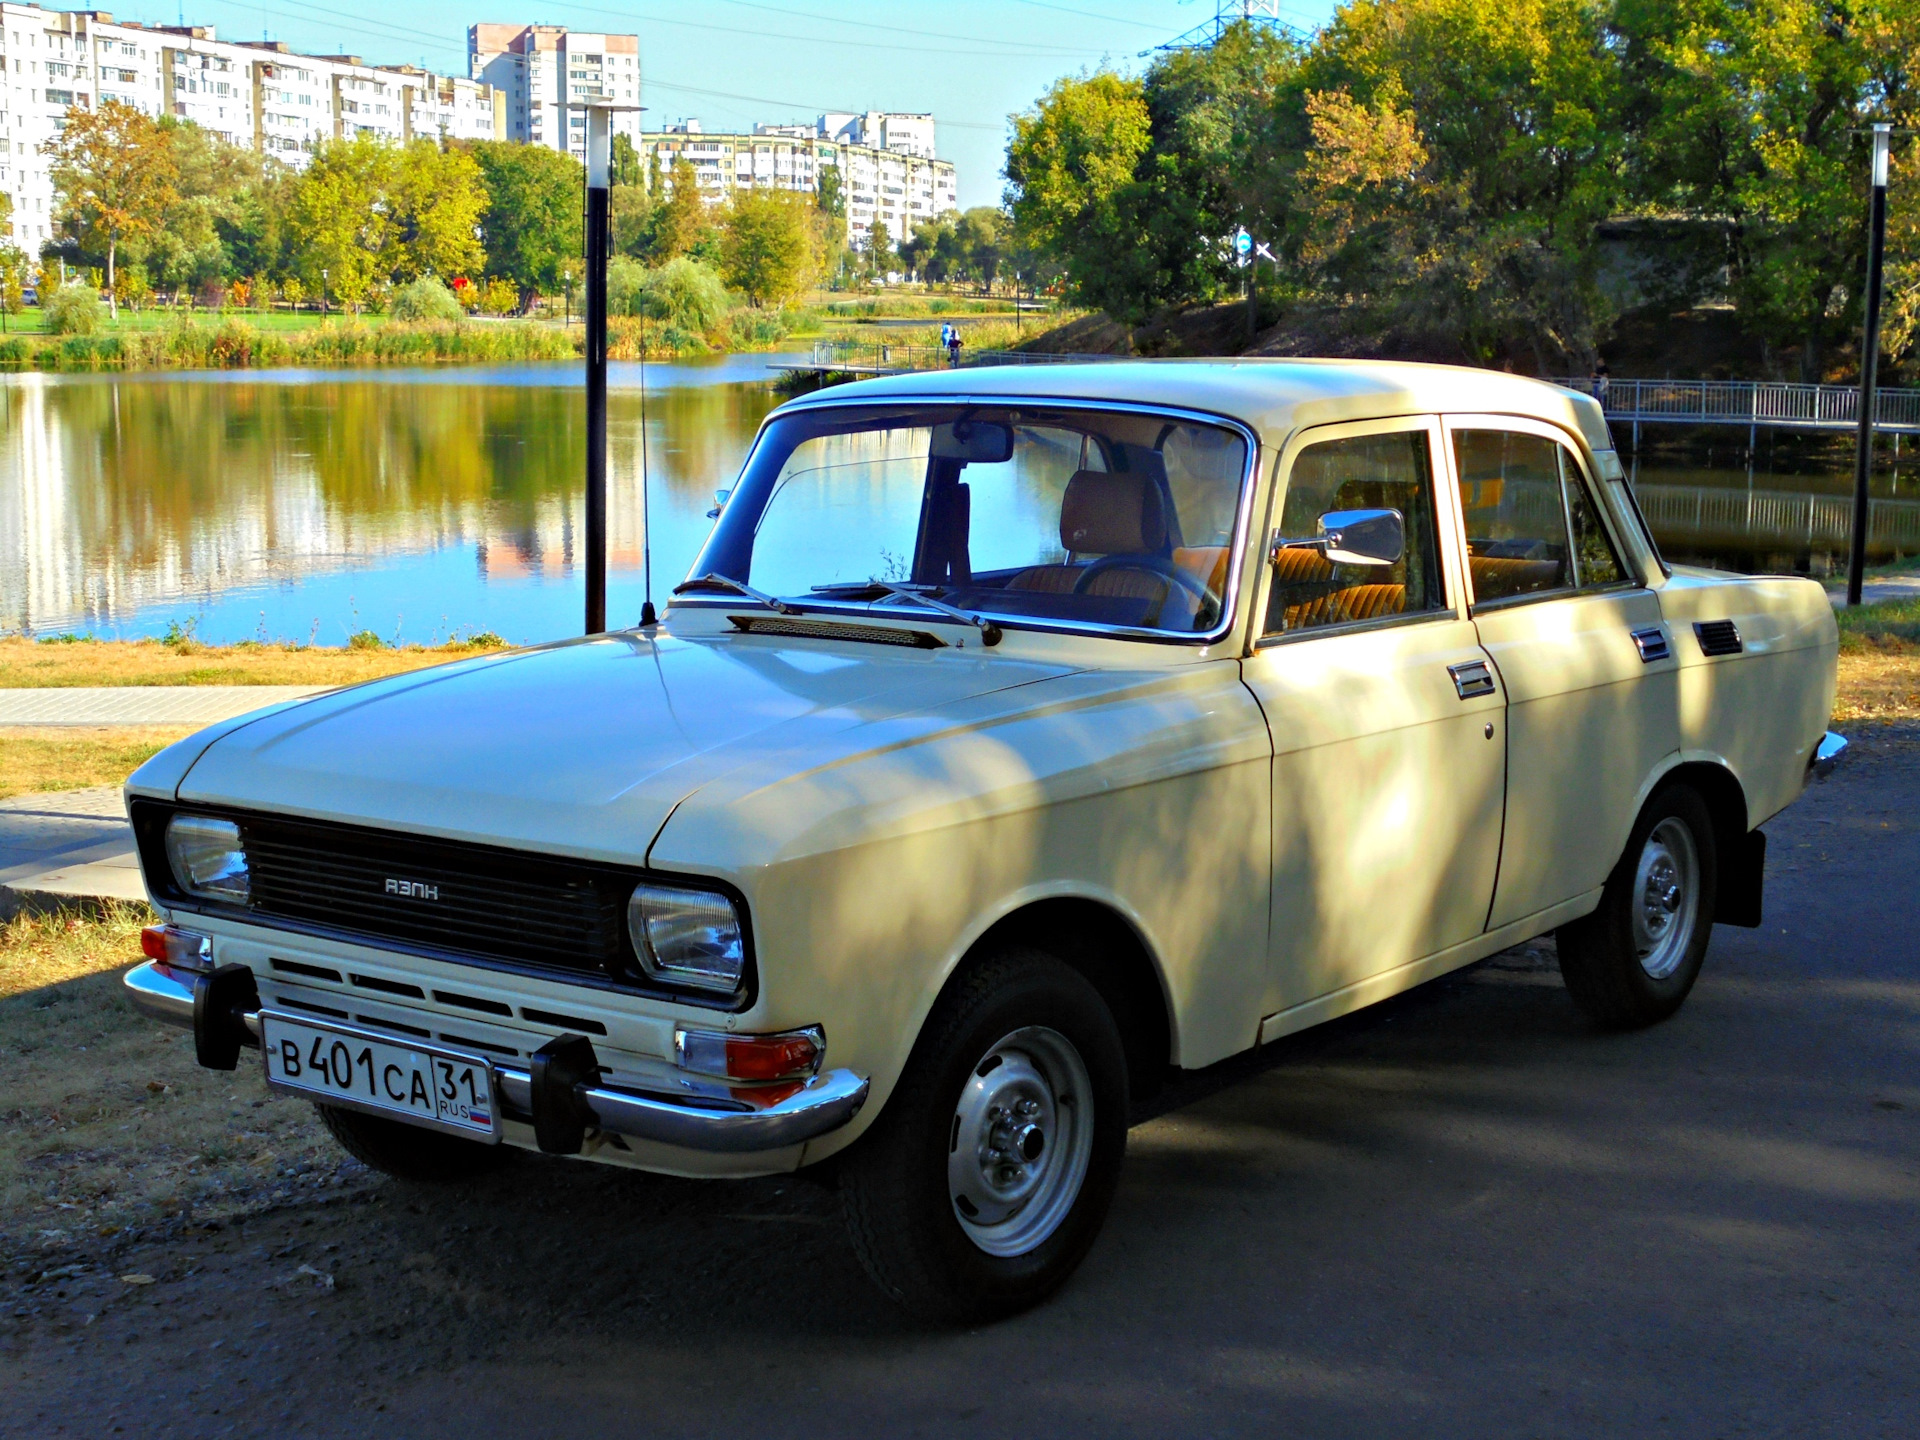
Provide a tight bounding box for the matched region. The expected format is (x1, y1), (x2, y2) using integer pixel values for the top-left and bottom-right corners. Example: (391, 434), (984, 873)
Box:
(0, 906), (336, 1247)
(0, 634), (507, 689)
(0, 727), (194, 801)
(1834, 643), (1920, 726)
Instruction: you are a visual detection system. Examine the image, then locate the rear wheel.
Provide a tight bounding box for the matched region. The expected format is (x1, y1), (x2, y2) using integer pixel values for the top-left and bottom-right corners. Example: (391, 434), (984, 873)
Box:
(316, 1103), (507, 1182)
(1557, 784), (1719, 1028)
(841, 948), (1129, 1324)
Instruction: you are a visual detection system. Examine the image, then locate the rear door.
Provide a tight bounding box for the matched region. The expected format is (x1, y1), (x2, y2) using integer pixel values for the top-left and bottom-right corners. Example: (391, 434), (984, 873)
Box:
(1442, 416), (1680, 929)
(1242, 417), (1506, 1021)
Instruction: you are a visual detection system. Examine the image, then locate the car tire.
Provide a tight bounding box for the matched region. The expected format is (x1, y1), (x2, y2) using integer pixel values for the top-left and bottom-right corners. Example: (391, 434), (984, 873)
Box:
(840, 946), (1130, 1324)
(315, 1103), (508, 1182)
(1557, 783), (1719, 1028)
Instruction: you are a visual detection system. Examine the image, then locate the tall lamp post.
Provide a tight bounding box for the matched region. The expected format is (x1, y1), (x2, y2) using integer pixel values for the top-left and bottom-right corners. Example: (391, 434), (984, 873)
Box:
(575, 103), (640, 636)
(1847, 123), (1893, 607)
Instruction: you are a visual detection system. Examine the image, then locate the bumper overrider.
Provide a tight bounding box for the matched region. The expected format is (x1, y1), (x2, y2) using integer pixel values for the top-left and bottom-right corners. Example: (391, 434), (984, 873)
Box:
(124, 957), (869, 1155)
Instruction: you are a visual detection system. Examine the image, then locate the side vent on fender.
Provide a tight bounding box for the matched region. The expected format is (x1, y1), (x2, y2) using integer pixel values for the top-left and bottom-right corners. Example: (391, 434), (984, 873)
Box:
(1630, 626), (1671, 663)
(1694, 620), (1744, 657)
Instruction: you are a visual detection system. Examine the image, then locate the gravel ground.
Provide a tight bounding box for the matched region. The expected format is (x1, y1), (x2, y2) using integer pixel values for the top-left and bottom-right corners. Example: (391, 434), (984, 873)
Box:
(1, 725), (1915, 1439)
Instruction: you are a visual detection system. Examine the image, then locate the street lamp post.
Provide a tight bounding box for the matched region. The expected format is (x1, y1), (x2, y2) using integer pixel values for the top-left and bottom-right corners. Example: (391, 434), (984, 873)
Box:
(1847, 123), (1892, 608)
(583, 113), (611, 636)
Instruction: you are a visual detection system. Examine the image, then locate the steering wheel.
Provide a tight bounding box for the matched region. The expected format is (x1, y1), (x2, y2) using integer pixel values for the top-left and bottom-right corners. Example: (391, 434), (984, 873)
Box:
(1071, 554), (1219, 628)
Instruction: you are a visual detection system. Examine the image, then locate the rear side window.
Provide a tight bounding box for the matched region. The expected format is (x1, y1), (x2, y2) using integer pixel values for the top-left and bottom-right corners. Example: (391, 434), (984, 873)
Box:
(1265, 429), (1448, 636)
(1453, 430), (1625, 604)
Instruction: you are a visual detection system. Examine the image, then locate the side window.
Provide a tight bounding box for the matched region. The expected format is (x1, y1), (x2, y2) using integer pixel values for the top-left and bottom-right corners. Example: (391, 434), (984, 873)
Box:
(1452, 429), (1625, 604)
(1264, 429), (1447, 637)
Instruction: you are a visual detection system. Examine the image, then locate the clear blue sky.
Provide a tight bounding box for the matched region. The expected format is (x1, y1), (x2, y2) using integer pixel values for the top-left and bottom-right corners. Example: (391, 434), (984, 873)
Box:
(101, 0), (1336, 209)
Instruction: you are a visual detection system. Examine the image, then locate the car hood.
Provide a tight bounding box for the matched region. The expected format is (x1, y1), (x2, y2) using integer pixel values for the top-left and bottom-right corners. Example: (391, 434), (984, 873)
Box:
(169, 631), (1079, 864)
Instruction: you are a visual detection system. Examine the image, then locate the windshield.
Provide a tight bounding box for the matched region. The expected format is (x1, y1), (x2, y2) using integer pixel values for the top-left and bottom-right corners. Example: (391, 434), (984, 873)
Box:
(685, 403), (1251, 636)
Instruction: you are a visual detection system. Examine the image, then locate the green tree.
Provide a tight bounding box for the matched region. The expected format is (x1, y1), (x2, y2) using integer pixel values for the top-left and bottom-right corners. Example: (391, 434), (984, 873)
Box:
(471, 140), (584, 311)
(391, 140), (488, 282)
(651, 156), (711, 260)
(720, 188), (815, 306)
(42, 99), (179, 317)
(1004, 71), (1154, 321)
(0, 243), (25, 332)
(610, 133), (643, 187)
(956, 207), (1007, 290)
(866, 218), (895, 283)
(286, 134), (395, 310)
(144, 121), (268, 298)
(1615, 0), (1920, 378)
(612, 184), (655, 257)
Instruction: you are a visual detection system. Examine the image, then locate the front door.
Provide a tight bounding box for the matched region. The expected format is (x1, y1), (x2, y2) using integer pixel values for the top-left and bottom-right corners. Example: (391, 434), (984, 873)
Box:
(1241, 419), (1507, 1025)
(1442, 417), (1681, 929)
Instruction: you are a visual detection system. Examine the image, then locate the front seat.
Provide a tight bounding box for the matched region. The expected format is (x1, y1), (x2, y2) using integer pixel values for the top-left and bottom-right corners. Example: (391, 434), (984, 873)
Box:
(1007, 470), (1198, 623)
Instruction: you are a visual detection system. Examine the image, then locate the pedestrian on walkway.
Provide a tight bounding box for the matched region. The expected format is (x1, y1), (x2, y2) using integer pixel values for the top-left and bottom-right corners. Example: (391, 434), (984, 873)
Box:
(946, 327), (963, 368)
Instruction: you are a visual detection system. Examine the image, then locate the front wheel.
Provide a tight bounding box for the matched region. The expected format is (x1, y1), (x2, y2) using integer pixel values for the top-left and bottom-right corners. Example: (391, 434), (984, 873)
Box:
(1557, 784), (1719, 1028)
(840, 948), (1129, 1323)
(316, 1103), (507, 1182)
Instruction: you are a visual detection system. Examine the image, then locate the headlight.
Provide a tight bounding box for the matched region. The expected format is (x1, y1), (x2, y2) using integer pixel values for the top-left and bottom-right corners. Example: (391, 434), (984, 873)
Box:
(626, 882), (746, 995)
(164, 815), (250, 905)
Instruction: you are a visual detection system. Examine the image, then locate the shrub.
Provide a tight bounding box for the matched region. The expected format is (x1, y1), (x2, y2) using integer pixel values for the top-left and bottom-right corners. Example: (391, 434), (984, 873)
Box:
(607, 256), (648, 317)
(639, 257), (731, 336)
(480, 278), (519, 316)
(389, 277), (465, 323)
(43, 284), (104, 335)
(347, 630), (385, 650)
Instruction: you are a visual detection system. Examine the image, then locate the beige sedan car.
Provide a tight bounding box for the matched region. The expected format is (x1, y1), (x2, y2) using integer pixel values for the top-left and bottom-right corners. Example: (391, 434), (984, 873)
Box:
(124, 361), (1842, 1320)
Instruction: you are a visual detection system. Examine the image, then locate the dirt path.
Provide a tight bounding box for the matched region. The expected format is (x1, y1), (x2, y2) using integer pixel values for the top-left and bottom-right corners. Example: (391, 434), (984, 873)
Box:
(3, 727), (1916, 1438)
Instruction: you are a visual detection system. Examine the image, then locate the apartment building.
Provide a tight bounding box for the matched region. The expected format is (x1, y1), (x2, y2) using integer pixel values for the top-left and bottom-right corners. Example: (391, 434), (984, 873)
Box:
(0, 5), (501, 249)
(643, 113), (958, 248)
(468, 23), (640, 163)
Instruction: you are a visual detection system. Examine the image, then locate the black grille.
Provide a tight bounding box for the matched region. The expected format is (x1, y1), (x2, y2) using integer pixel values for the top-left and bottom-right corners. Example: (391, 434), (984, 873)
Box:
(1694, 619), (1743, 657)
(128, 801), (642, 985)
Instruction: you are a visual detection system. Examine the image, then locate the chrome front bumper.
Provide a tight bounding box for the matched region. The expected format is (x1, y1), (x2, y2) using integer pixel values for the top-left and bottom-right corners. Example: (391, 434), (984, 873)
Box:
(1809, 730), (1849, 781)
(124, 960), (868, 1155)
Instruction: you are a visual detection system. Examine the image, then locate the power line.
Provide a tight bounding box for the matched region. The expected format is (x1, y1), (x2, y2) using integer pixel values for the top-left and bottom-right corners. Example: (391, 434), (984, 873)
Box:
(548, 1), (1101, 58)
(643, 77), (1010, 133)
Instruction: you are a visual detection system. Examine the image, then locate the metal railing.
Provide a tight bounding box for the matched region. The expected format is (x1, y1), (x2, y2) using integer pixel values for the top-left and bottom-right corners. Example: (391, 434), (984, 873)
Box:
(777, 343), (1120, 375)
(1634, 483), (1920, 549)
(1557, 377), (1920, 434)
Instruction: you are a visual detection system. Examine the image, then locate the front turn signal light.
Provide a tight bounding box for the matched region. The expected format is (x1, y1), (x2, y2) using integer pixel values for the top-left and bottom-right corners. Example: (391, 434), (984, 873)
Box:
(675, 1026), (823, 1083)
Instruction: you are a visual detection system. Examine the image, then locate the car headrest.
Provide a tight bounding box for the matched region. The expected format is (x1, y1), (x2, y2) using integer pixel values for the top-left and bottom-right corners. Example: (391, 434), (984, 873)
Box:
(1060, 470), (1169, 555)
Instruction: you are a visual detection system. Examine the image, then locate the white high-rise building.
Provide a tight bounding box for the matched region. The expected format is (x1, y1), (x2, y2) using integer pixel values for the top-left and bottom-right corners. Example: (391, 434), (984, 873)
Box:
(642, 112), (958, 248)
(467, 23), (641, 163)
(0, 5), (502, 250)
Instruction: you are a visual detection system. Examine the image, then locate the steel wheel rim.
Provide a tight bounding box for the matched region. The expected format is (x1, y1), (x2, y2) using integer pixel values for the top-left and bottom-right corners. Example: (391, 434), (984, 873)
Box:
(948, 1026), (1094, 1258)
(1632, 817), (1700, 980)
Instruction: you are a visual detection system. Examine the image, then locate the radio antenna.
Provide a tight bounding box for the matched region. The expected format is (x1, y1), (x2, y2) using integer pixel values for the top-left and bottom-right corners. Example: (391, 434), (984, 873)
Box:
(638, 314), (656, 627)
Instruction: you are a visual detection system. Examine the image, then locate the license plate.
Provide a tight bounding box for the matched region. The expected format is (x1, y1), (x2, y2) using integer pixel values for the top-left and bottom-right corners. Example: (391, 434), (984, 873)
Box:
(260, 1012), (500, 1141)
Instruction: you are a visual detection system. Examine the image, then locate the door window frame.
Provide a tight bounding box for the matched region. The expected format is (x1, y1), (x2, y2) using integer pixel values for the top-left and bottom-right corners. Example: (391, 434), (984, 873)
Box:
(1438, 414), (1645, 615)
(1249, 414), (1470, 652)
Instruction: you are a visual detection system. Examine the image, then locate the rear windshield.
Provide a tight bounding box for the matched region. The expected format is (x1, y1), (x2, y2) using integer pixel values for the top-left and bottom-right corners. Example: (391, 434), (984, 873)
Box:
(686, 403), (1251, 637)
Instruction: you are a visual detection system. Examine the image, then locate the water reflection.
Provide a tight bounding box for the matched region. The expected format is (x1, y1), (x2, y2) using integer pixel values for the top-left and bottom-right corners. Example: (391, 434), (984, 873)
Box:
(1, 372), (1914, 646)
(0, 360), (790, 644)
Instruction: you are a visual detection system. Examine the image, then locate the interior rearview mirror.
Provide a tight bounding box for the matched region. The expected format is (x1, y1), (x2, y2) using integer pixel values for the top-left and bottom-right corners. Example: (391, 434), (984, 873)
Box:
(930, 420), (1015, 464)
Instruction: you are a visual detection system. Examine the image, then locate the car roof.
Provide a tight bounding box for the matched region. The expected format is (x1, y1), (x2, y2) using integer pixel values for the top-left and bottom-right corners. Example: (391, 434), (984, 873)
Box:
(774, 358), (1614, 455)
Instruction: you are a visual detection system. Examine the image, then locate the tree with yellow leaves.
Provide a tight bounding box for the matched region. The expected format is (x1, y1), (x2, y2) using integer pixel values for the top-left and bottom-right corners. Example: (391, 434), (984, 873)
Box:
(42, 99), (178, 319)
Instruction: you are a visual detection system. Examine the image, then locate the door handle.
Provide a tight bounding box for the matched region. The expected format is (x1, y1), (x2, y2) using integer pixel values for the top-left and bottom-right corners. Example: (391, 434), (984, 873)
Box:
(1448, 659), (1496, 699)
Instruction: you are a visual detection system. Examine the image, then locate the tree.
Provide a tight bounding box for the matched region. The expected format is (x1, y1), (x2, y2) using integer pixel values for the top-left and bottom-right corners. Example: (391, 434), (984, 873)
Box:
(391, 140), (487, 282)
(286, 134), (395, 310)
(42, 99), (178, 317)
(866, 218), (895, 283)
(720, 188), (815, 306)
(1614, 0), (1920, 378)
(1004, 71), (1153, 321)
(148, 120), (269, 299)
(471, 140), (584, 311)
(610, 133), (643, 187)
(651, 156), (711, 260)
(0, 242), (24, 332)
(956, 207), (1007, 291)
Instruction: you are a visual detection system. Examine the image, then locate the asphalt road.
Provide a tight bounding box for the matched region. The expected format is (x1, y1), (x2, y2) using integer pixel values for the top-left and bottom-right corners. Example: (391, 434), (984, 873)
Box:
(4, 726), (1916, 1438)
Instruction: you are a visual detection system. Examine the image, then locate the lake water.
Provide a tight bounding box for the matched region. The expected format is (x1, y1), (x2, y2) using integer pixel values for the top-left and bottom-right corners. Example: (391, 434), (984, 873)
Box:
(2, 360), (1914, 645)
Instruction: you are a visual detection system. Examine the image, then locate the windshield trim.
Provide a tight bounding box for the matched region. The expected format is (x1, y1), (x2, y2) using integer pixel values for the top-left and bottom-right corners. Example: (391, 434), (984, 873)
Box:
(671, 396), (1262, 649)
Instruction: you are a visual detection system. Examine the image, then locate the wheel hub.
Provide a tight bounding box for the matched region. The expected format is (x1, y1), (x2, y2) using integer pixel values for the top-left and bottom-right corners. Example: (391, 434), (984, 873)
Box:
(948, 1027), (1095, 1258)
(1631, 818), (1700, 980)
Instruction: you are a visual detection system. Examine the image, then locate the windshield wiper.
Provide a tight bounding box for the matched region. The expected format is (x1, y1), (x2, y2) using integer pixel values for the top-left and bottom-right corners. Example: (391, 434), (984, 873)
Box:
(672, 572), (801, 615)
(817, 580), (1002, 646)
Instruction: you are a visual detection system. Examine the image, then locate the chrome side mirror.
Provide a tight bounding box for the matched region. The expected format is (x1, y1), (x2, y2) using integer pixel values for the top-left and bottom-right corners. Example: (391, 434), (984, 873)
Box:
(706, 488), (731, 520)
(1272, 508), (1404, 567)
